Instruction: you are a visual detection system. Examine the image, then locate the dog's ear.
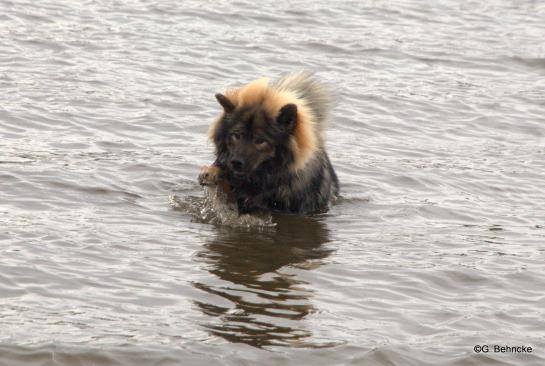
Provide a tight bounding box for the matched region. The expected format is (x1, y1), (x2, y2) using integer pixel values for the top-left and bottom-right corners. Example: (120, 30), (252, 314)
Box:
(277, 103), (297, 132)
(215, 93), (235, 113)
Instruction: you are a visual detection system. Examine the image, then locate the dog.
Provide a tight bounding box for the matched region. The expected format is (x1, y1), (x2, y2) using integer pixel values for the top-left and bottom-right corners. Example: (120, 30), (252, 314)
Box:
(199, 72), (339, 214)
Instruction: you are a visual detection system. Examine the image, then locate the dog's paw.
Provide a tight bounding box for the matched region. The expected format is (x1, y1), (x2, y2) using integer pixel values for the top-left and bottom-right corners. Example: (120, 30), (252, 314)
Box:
(198, 165), (221, 186)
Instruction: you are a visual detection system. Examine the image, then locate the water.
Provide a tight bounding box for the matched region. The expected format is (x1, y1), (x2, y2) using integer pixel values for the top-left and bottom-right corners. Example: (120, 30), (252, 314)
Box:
(1, 0), (545, 365)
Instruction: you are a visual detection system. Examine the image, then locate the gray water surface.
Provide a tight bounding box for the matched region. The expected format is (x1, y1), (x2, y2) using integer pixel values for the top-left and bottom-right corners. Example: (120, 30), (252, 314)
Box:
(1, 1), (545, 365)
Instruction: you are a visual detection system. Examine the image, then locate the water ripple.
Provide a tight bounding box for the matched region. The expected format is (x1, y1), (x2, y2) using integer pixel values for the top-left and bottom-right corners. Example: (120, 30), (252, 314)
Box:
(1, 0), (545, 364)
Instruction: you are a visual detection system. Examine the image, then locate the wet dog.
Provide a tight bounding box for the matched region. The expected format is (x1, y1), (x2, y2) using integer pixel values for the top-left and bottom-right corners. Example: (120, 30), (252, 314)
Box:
(199, 72), (339, 214)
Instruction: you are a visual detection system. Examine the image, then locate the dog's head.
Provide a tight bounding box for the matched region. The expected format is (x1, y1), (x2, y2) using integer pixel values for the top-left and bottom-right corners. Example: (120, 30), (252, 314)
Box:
(208, 76), (320, 178)
(212, 93), (298, 179)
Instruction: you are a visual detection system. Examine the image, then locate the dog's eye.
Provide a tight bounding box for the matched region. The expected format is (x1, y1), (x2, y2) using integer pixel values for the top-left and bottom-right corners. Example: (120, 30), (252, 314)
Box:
(231, 132), (241, 141)
(254, 138), (266, 145)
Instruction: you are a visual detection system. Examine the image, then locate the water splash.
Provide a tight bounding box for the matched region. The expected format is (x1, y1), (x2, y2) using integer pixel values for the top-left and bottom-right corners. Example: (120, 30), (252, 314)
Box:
(169, 186), (276, 229)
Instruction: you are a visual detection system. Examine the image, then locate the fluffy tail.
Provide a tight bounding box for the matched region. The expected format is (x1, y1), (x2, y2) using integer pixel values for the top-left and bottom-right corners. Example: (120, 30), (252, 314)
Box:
(273, 72), (333, 129)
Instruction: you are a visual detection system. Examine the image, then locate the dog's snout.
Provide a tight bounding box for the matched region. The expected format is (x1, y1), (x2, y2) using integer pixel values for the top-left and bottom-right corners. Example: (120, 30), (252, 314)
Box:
(230, 158), (244, 171)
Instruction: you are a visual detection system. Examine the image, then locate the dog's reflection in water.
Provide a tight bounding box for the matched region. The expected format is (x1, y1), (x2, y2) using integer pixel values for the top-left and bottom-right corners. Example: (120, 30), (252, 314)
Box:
(192, 215), (333, 348)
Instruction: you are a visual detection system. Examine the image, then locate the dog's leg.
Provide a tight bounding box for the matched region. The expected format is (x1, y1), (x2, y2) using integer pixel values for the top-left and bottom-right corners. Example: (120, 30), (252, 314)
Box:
(198, 164), (222, 186)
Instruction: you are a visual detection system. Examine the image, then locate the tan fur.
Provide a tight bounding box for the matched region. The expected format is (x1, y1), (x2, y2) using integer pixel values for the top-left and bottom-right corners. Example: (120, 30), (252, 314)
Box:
(210, 77), (319, 172)
(198, 165), (221, 186)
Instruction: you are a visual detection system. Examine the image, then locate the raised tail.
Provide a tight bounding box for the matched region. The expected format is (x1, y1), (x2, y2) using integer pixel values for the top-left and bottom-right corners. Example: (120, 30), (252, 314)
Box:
(273, 72), (333, 128)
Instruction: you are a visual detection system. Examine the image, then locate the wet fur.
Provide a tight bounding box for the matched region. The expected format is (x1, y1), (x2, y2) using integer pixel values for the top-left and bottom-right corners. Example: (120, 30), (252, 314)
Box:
(201, 72), (339, 214)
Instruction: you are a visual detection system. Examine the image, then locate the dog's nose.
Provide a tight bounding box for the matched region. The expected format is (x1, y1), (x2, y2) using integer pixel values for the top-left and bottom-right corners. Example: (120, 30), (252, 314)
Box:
(230, 158), (244, 171)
